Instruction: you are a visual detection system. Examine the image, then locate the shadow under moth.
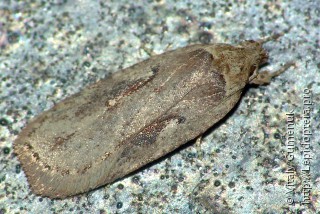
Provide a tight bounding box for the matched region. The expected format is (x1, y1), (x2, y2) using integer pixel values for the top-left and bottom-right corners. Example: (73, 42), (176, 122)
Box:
(14, 34), (293, 199)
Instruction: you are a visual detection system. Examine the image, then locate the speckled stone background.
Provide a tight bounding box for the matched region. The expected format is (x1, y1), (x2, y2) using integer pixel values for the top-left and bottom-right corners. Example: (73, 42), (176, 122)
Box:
(0, 0), (319, 213)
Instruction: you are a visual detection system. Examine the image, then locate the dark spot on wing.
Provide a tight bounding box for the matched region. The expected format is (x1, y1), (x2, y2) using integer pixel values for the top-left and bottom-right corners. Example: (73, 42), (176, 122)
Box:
(119, 115), (185, 159)
(52, 132), (76, 150)
(151, 64), (160, 74)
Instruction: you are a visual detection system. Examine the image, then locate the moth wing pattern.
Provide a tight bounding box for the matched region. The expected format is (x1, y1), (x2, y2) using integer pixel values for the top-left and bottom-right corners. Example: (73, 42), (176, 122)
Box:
(14, 45), (244, 198)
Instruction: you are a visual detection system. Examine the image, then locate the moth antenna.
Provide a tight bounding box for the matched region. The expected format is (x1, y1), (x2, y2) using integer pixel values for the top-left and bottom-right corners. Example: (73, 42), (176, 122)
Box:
(257, 33), (283, 45)
(257, 27), (292, 45)
(96, 59), (108, 69)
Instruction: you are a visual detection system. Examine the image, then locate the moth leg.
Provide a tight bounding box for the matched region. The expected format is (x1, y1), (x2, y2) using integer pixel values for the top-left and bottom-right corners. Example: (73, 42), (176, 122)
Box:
(195, 136), (202, 146)
(140, 44), (154, 56)
(250, 61), (295, 85)
(195, 136), (205, 160)
(141, 43), (172, 56)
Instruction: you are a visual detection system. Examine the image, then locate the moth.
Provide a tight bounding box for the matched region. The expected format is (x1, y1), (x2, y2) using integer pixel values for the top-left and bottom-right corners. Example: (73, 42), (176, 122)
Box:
(14, 34), (293, 199)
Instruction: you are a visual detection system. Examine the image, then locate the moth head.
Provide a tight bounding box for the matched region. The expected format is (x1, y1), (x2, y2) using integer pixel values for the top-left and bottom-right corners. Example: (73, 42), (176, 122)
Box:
(237, 39), (272, 84)
(240, 33), (285, 85)
(219, 40), (268, 91)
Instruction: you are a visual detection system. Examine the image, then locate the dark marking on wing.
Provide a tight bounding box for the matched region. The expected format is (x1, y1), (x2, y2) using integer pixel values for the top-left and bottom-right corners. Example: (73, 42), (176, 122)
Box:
(77, 164), (92, 175)
(25, 143), (33, 150)
(44, 164), (51, 171)
(211, 70), (226, 88)
(32, 152), (40, 161)
(105, 71), (158, 110)
(73, 67), (159, 118)
(151, 64), (160, 74)
(61, 169), (70, 176)
(130, 114), (186, 146)
(74, 102), (92, 117)
(119, 114), (186, 159)
(52, 132), (76, 150)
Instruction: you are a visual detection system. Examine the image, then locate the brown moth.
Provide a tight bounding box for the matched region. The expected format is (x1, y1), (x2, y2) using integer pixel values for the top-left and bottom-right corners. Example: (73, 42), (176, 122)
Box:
(14, 35), (293, 199)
